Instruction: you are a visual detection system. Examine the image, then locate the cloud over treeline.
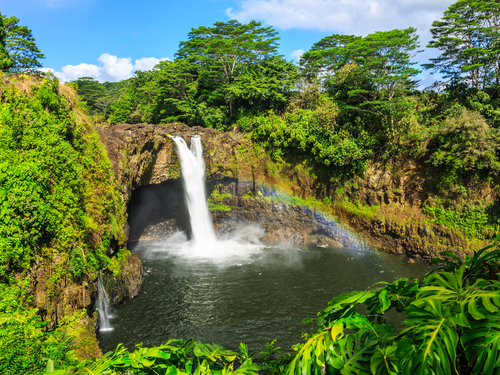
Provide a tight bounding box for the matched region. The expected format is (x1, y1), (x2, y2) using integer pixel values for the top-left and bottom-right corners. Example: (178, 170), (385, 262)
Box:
(42, 53), (170, 83)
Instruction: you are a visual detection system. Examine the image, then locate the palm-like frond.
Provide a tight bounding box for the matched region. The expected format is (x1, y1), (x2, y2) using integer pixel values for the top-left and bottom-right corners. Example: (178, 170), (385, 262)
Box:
(398, 299), (458, 375)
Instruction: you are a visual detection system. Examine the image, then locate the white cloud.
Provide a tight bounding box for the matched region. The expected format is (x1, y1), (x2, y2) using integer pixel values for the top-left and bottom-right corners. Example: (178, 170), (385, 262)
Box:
(226, 0), (455, 41)
(290, 49), (304, 62)
(227, 0), (455, 88)
(134, 56), (170, 72)
(45, 53), (171, 83)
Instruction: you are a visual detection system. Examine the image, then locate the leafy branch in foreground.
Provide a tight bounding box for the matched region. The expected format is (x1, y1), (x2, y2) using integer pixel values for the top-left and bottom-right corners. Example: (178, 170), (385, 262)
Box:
(46, 339), (260, 375)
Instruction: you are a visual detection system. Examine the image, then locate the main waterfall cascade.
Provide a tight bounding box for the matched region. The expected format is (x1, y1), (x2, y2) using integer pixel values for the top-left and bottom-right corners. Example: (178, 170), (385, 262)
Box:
(166, 135), (263, 261)
(171, 136), (217, 245)
(97, 275), (113, 332)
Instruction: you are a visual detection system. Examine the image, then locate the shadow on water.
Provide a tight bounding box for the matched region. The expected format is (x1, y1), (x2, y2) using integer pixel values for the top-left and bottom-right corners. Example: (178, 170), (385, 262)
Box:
(128, 180), (191, 246)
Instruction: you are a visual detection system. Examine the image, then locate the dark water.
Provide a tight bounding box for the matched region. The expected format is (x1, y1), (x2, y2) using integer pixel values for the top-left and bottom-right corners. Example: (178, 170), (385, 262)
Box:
(99, 243), (429, 353)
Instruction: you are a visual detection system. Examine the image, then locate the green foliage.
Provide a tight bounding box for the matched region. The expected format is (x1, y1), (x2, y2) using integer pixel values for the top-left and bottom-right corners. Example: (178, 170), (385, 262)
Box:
(0, 281), (77, 375)
(423, 200), (499, 240)
(47, 339), (260, 375)
(299, 34), (360, 79)
(0, 13), (12, 71)
(250, 102), (371, 178)
(228, 56), (298, 115)
(334, 197), (380, 219)
(425, 0), (500, 89)
(141, 59), (199, 125)
(208, 184), (231, 211)
(73, 77), (113, 116)
(176, 19), (280, 118)
(0, 76), (124, 280)
(429, 244), (500, 282)
(257, 340), (294, 375)
(285, 244), (500, 375)
(1, 14), (44, 74)
(428, 109), (500, 188)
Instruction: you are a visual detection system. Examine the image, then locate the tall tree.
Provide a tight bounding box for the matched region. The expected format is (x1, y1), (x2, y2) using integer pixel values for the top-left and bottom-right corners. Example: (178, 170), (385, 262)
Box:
(175, 20), (280, 117)
(2, 15), (44, 74)
(299, 34), (360, 80)
(227, 56), (298, 114)
(425, 0), (500, 89)
(73, 77), (112, 115)
(349, 28), (422, 138)
(0, 14), (12, 71)
(140, 60), (199, 124)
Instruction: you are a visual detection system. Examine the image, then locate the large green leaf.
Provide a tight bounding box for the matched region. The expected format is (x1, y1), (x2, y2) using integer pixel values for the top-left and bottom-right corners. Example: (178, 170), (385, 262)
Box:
(194, 342), (238, 362)
(398, 299), (459, 375)
(286, 329), (336, 375)
(370, 346), (398, 375)
(367, 279), (419, 314)
(317, 290), (377, 327)
(461, 316), (500, 375)
(327, 331), (376, 375)
(418, 264), (466, 300)
(464, 280), (500, 320)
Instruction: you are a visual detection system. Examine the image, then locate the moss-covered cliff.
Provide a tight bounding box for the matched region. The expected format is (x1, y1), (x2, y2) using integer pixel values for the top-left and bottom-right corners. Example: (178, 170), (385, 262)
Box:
(0, 75), (141, 372)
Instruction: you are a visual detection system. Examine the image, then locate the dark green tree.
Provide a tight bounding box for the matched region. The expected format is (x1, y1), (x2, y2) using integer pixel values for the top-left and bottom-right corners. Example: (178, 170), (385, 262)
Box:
(0, 14), (12, 71)
(228, 56), (298, 114)
(73, 77), (112, 115)
(2, 15), (44, 74)
(299, 34), (360, 80)
(341, 28), (422, 140)
(175, 20), (280, 117)
(140, 60), (199, 124)
(425, 0), (500, 89)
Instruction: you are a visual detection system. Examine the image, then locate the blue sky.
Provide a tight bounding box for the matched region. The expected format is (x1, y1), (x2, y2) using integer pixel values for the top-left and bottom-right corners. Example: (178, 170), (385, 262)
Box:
(1, 0), (455, 85)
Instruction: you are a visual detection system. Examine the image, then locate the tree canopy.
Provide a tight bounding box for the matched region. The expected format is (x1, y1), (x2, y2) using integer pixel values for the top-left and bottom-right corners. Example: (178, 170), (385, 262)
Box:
(425, 0), (500, 89)
(176, 20), (280, 117)
(0, 14), (12, 71)
(2, 15), (45, 74)
(299, 34), (360, 79)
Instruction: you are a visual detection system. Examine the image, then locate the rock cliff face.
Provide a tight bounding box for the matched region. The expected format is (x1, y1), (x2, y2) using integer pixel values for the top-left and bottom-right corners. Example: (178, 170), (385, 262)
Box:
(102, 253), (144, 308)
(213, 196), (369, 249)
(97, 122), (475, 262)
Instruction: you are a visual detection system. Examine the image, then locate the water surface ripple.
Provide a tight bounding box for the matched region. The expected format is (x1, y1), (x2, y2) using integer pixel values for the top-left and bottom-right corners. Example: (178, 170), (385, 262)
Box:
(99, 244), (429, 353)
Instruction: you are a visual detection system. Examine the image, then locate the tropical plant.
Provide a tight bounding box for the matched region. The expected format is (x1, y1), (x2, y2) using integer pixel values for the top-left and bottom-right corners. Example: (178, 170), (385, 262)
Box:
(287, 245), (500, 375)
(45, 339), (260, 375)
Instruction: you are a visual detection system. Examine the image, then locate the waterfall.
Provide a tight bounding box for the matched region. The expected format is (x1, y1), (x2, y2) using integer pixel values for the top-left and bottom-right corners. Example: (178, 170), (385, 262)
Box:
(171, 135), (217, 245)
(97, 275), (113, 332)
(164, 134), (262, 261)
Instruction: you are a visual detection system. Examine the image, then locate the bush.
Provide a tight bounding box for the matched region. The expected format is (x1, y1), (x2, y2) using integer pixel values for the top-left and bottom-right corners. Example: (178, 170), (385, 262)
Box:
(428, 109), (500, 188)
(250, 103), (371, 178)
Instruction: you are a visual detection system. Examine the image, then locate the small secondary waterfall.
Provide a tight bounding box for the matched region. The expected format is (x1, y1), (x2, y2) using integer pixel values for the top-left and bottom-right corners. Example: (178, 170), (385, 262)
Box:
(97, 275), (113, 332)
(172, 136), (217, 245)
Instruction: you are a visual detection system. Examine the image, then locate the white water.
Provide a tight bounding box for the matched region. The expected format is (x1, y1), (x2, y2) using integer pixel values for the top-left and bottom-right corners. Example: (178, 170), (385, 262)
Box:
(161, 136), (263, 263)
(171, 136), (217, 245)
(97, 275), (113, 332)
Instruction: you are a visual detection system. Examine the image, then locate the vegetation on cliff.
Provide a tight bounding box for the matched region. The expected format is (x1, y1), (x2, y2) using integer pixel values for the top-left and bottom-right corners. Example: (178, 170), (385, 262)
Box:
(0, 75), (126, 372)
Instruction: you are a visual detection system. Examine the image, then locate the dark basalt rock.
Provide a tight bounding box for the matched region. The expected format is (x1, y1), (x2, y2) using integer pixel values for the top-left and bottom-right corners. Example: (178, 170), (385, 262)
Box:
(101, 253), (144, 308)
